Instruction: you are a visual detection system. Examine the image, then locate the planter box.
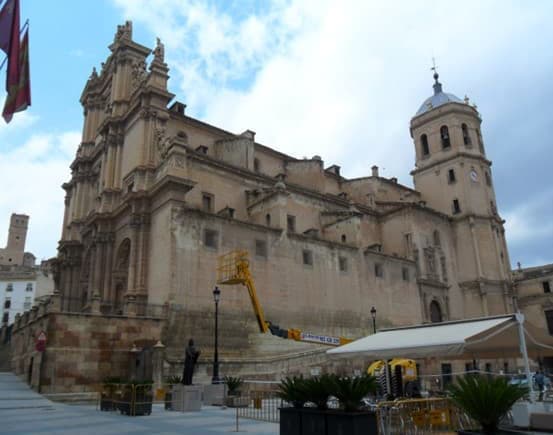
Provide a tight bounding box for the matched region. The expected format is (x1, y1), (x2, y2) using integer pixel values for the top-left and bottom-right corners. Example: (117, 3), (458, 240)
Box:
(280, 407), (302, 435)
(326, 410), (377, 435)
(300, 408), (326, 435)
(100, 397), (114, 411)
(225, 396), (249, 408)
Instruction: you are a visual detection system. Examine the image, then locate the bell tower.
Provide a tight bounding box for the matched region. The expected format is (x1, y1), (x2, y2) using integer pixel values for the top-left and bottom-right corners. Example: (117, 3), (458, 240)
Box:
(410, 70), (513, 316)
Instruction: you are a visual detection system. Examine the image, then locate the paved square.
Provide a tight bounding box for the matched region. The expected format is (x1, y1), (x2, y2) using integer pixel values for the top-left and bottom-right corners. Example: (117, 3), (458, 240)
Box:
(0, 373), (278, 435)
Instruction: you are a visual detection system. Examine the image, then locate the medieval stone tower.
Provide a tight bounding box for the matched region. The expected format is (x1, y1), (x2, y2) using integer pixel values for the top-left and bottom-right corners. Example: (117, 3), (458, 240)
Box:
(410, 72), (513, 316)
(0, 213), (29, 266)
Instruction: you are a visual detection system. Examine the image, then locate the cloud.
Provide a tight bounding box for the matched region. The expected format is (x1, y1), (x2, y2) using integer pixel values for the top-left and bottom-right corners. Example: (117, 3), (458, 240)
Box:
(0, 131), (80, 260)
(504, 190), (553, 244)
(112, 0), (553, 266)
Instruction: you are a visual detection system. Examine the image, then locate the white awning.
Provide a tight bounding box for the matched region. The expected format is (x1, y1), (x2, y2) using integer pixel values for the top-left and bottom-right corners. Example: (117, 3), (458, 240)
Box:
(327, 314), (553, 360)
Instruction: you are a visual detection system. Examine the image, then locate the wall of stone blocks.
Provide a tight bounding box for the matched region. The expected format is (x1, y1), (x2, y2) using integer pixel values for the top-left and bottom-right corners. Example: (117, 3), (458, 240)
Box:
(11, 311), (164, 393)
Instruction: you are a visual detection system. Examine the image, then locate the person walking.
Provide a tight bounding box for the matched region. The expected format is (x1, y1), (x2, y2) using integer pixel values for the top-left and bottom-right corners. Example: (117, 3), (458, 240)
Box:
(535, 370), (545, 401)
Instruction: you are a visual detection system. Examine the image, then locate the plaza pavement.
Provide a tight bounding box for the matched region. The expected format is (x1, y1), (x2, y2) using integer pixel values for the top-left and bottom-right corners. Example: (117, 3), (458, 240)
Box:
(0, 372), (278, 435)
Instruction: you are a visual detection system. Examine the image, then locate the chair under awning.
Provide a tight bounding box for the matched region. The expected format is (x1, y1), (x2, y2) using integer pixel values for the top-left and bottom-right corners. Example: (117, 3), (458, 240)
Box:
(327, 314), (553, 360)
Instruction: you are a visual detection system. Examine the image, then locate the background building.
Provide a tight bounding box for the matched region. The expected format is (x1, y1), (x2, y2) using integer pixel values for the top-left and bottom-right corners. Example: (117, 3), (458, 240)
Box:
(0, 214), (54, 326)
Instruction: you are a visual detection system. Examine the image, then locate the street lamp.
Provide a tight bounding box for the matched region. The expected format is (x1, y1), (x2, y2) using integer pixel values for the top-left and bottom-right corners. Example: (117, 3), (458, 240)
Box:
(370, 306), (377, 334)
(212, 286), (221, 384)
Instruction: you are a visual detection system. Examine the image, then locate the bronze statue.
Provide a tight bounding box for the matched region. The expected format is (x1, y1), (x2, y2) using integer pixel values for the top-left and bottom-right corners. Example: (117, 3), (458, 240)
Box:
(182, 338), (200, 385)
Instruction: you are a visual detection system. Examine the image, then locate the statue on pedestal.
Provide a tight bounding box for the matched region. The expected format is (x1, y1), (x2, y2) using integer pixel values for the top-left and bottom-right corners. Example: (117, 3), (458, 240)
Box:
(182, 338), (200, 385)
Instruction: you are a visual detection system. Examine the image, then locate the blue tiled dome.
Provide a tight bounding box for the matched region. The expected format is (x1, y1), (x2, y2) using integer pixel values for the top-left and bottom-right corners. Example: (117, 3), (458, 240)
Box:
(415, 74), (462, 116)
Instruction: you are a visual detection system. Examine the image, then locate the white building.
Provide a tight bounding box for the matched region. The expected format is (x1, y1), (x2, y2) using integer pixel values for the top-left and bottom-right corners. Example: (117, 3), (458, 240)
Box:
(1, 271), (36, 325)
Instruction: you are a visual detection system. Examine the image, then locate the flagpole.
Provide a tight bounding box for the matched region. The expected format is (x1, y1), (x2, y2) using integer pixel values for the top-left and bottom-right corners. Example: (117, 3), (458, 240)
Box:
(0, 19), (29, 72)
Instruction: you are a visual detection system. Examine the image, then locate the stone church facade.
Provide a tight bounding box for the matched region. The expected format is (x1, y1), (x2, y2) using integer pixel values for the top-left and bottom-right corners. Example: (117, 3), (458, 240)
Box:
(9, 22), (549, 389)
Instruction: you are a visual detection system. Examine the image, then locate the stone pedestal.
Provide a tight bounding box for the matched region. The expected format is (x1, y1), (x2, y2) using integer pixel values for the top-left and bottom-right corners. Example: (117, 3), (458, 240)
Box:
(203, 383), (225, 406)
(172, 385), (203, 411)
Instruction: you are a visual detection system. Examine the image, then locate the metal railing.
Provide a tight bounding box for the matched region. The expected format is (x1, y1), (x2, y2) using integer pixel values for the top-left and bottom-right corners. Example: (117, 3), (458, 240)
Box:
(236, 390), (283, 423)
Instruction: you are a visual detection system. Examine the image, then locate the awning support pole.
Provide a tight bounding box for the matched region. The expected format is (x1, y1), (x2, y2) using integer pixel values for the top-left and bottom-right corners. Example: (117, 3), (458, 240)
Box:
(516, 312), (534, 401)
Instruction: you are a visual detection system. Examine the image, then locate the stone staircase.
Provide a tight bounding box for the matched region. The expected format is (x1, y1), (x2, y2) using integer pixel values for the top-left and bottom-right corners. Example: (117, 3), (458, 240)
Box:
(0, 342), (11, 372)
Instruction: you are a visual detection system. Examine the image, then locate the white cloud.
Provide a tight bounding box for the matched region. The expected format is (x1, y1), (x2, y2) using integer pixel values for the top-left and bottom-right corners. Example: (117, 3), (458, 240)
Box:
(0, 131), (80, 260)
(504, 190), (553, 244)
(113, 0), (553, 184)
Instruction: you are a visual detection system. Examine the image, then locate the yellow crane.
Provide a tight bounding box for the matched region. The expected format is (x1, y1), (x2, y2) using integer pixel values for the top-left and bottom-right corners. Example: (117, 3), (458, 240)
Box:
(216, 250), (352, 346)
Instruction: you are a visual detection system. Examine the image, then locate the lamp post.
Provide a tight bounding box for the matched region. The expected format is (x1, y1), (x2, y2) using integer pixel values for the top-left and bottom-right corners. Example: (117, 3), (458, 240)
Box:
(212, 286), (221, 384)
(370, 306), (377, 334)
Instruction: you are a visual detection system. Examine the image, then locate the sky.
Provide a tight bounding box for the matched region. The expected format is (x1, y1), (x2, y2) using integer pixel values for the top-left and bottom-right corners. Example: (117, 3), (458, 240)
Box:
(0, 0), (551, 268)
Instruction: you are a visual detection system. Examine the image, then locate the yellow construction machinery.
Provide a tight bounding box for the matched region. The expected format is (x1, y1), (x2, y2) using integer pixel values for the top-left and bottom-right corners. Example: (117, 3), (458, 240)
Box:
(216, 250), (352, 346)
(368, 358), (420, 397)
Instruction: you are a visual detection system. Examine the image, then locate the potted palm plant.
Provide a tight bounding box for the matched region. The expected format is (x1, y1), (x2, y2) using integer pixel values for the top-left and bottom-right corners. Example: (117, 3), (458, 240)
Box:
(301, 374), (335, 435)
(326, 375), (378, 435)
(448, 375), (528, 434)
(224, 376), (248, 407)
(164, 375), (182, 410)
(277, 376), (307, 435)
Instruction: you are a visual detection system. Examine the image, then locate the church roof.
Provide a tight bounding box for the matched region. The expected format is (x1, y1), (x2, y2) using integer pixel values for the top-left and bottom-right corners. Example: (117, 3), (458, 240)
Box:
(415, 72), (462, 116)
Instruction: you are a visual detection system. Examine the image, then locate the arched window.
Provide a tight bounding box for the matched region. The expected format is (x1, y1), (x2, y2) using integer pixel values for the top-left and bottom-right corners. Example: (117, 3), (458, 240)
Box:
(476, 129), (485, 154)
(116, 239), (131, 270)
(420, 134), (429, 156)
(440, 126), (450, 149)
(265, 213), (271, 227)
(433, 230), (441, 247)
(430, 300), (443, 323)
(462, 123), (471, 145)
(341, 234), (346, 243)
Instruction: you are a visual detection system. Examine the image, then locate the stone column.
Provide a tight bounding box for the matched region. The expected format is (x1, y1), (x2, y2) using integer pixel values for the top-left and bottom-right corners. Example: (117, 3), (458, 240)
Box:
(152, 341), (166, 394)
(102, 239), (114, 301)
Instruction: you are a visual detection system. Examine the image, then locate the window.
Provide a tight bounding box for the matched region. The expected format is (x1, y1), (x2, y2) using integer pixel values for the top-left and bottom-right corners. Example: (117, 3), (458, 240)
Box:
(544, 281), (552, 294)
(26, 283), (33, 292)
(546, 310), (553, 335)
(265, 214), (271, 227)
(433, 230), (441, 247)
(402, 267), (409, 281)
(440, 256), (448, 283)
(441, 363), (453, 388)
(203, 229), (218, 249)
(339, 256), (348, 272)
(462, 123), (472, 145)
(202, 193), (214, 213)
(302, 249), (313, 266)
(4, 299), (10, 309)
(287, 215), (296, 233)
(447, 168), (456, 183)
(440, 125), (450, 149)
(2, 313), (8, 324)
(404, 233), (412, 255)
(452, 199), (461, 214)
(477, 129), (485, 154)
(254, 158), (260, 173)
(420, 134), (429, 156)
(485, 171), (492, 187)
(255, 240), (267, 258)
(374, 263), (383, 278)
(430, 300), (443, 323)
(24, 297), (31, 310)
(6, 283), (13, 292)
(341, 234), (346, 243)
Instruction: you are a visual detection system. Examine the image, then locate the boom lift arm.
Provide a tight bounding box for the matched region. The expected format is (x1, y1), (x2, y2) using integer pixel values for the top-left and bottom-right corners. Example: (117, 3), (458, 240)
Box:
(216, 250), (352, 346)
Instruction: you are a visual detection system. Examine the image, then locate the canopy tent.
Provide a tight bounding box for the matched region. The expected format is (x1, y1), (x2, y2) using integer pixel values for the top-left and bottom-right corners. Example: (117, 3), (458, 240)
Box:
(327, 314), (553, 398)
(327, 314), (553, 360)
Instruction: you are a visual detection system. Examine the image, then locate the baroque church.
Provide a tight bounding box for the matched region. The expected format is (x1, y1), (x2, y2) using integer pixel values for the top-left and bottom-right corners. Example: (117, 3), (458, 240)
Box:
(21, 21), (550, 386)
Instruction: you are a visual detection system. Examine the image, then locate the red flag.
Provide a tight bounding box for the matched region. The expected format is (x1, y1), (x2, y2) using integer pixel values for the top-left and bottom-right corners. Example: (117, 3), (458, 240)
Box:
(0, 0), (18, 54)
(0, 0), (20, 94)
(3, 27), (29, 123)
